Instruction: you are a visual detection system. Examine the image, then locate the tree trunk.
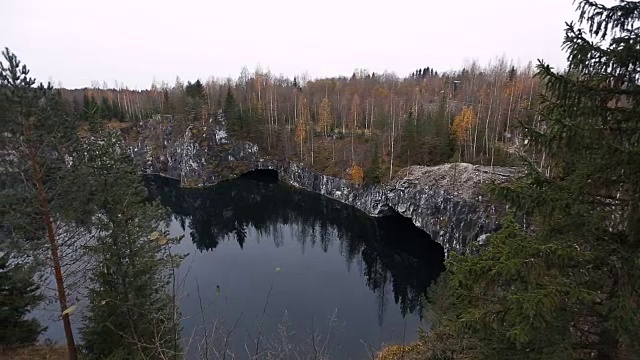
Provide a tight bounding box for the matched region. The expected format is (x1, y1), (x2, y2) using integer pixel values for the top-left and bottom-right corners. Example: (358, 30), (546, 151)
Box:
(389, 98), (395, 180)
(24, 122), (77, 360)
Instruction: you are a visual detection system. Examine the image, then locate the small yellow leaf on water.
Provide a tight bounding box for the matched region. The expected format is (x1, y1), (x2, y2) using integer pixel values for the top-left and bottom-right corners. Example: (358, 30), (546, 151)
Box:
(62, 305), (77, 316)
(150, 231), (160, 240)
(275, 267), (281, 273)
(156, 236), (168, 245)
(216, 285), (221, 295)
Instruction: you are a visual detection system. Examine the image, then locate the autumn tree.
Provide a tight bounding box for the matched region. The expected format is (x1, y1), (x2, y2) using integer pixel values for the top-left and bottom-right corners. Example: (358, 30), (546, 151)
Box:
(452, 106), (476, 162)
(295, 119), (307, 159)
(348, 163), (364, 185)
(318, 96), (332, 137)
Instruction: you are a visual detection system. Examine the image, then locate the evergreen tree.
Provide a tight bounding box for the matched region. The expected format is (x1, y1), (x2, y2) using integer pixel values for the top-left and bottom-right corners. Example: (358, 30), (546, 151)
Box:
(223, 87), (242, 136)
(424, 2), (640, 359)
(185, 79), (205, 99)
(507, 65), (517, 82)
(0, 249), (45, 348)
(71, 97), (81, 120)
(365, 140), (382, 184)
(82, 93), (91, 121)
(0, 48), (81, 359)
(426, 92), (454, 163)
(100, 95), (112, 120)
(399, 110), (417, 166)
(110, 98), (122, 121)
(78, 132), (181, 359)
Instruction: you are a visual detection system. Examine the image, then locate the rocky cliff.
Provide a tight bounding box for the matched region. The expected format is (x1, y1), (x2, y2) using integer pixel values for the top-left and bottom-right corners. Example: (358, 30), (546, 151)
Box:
(128, 114), (512, 256)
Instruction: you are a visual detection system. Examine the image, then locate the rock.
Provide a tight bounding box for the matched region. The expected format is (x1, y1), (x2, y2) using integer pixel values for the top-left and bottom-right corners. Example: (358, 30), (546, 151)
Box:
(128, 114), (510, 257)
(251, 160), (506, 257)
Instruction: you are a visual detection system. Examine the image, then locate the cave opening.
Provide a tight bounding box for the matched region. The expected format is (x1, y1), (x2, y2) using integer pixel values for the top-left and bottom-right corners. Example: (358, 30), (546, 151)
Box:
(239, 168), (279, 184)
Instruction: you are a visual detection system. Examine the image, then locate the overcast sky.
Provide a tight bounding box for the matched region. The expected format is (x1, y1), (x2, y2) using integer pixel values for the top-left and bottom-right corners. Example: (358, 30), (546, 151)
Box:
(3, 0), (583, 89)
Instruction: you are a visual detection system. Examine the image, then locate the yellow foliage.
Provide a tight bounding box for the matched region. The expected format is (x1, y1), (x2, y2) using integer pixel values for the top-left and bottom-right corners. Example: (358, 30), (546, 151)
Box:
(452, 106), (476, 144)
(348, 163), (364, 185)
(319, 97), (332, 133)
(295, 119), (307, 144)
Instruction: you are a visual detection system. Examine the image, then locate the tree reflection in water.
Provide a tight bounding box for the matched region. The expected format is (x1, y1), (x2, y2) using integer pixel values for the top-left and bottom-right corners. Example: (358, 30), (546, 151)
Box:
(145, 172), (445, 321)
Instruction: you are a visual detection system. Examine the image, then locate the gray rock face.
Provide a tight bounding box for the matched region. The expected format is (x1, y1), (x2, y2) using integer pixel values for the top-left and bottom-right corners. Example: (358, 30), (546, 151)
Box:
(251, 161), (507, 256)
(130, 115), (509, 256)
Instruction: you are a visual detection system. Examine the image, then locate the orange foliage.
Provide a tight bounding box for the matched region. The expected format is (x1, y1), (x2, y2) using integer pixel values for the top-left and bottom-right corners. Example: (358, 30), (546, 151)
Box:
(348, 163), (364, 185)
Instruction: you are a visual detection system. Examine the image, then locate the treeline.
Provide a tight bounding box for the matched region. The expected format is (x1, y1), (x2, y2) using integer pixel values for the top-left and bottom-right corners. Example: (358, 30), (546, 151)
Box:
(60, 60), (539, 181)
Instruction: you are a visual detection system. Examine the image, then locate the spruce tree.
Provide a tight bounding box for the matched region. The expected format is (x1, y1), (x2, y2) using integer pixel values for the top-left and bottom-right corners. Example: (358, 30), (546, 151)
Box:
(424, 2), (640, 359)
(82, 93), (91, 121)
(0, 248), (45, 348)
(365, 140), (382, 184)
(78, 132), (181, 359)
(100, 95), (112, 120)
(223, 87), (242, 136)
(399, 110), (417, 166)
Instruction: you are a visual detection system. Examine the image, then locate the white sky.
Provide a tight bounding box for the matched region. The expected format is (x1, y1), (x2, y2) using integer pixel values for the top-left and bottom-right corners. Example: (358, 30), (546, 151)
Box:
(2, 0), (582, 89)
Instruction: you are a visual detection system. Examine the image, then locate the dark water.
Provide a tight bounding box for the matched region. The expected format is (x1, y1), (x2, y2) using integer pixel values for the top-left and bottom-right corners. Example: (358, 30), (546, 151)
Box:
(145, 171), (445, 359)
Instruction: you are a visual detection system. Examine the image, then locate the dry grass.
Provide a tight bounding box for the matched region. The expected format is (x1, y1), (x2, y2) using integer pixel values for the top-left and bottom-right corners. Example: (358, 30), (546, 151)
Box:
(0, 345), (72, 360)
(374, 343), (422, 360)
(106, 120), (134, 130)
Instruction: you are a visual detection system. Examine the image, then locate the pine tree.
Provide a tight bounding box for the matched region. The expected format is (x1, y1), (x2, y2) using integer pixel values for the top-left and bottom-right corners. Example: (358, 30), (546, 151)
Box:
(0, 48), (81, 359)
(424, 2), (640, 359)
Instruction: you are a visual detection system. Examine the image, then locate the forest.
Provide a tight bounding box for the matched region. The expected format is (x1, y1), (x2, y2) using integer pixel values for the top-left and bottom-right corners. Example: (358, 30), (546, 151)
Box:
(1, 0), (639, 359)
(60, 58), (538, 183)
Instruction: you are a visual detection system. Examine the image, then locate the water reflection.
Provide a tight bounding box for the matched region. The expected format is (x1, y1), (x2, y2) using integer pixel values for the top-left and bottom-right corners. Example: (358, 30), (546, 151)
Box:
(145, 173), (445, 320)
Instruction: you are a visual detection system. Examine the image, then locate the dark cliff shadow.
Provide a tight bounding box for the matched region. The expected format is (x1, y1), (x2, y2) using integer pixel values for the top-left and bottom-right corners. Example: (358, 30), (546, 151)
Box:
(144, 173), (445, 318)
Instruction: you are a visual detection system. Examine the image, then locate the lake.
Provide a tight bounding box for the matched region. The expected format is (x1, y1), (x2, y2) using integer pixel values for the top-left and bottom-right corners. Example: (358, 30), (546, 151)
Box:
(146, 171), (445, 359)
(36, 171), (445, 359)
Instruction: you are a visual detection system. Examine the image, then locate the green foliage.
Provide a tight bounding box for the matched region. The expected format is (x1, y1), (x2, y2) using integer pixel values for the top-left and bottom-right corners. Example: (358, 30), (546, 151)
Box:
(0, 250), (45, 348)
(429, 94), (455, 163)
(223, 87), (244, 136)
(365, 140), (383, 184)
(185, 79), (205, 100)
(1, 47), (85, 358)
(399, 105), (434, 166)
(77, 132), (182, 359)
(0, 47), (88, 234)
(424, 2), (640, 358)
(99, 96), (112, 120)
